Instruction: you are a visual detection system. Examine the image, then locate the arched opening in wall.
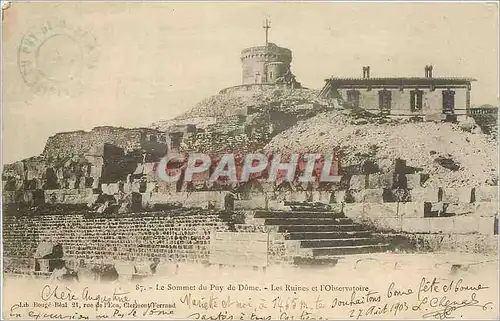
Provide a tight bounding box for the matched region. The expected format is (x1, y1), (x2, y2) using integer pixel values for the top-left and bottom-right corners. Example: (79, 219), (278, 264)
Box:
(45, 168), (59, 189)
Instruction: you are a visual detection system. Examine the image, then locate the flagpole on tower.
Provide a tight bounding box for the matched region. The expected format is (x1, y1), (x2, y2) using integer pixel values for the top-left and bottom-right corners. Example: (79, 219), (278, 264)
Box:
(263, 17), (271, 46)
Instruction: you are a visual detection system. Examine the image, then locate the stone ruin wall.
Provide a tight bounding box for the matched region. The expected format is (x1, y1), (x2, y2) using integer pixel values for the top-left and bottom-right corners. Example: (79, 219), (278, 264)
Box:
(2, 175), (498, 273)
(3, 134), (498, 270)
(3, 211), (231, 273)
(2, 209), (295, 273)
(41, 126), (166, 158)
(229, 177), (498, 254)
(2, 126), (171, 199)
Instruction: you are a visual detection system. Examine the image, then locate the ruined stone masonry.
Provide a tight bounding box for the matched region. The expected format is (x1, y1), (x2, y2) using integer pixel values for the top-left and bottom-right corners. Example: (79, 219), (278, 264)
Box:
(2, 21), (499, 274)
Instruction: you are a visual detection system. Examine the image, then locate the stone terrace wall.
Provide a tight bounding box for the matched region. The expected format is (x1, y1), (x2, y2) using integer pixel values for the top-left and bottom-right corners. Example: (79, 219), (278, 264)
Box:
(3, 211), (231, 266)
(232, 183), (499, 254)
(42, 126), (165, 158)
(234, 224), (298, 266)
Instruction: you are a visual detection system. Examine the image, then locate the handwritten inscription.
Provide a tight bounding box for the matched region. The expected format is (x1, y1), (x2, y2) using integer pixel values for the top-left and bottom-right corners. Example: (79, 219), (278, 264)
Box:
(5, 277), (496, 320)
(412, 277), (493, 320)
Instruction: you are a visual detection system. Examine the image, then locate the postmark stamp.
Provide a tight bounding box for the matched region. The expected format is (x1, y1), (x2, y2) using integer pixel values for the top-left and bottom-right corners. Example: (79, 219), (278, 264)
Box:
(17, 19), (99, 96)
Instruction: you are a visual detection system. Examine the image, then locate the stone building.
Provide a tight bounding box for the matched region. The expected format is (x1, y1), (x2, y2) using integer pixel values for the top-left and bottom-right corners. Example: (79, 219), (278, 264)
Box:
(241, 43), (292, 85)
(240, 19), (298, 87)
(319, 66), (476, 121)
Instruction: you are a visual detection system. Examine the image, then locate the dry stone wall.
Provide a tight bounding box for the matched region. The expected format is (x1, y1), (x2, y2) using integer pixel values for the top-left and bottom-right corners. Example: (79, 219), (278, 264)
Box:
(3, 211), (231, 267)
(3, 210), (304, 272)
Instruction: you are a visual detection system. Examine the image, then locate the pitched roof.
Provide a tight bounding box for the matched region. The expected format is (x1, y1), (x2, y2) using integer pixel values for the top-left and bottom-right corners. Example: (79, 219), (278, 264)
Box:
(324, 77), (476, 86)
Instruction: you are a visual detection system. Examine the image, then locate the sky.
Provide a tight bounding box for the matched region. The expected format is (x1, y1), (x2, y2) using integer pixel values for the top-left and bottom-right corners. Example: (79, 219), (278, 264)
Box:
(2, 2), (499, 164)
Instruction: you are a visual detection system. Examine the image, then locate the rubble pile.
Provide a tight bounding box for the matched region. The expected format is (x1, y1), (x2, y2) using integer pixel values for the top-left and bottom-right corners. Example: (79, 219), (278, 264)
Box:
(181, 128), (271, 155)
(178, 87), (320, 119)
(151, 117), (217, 132)
(168, 86), (328, 154)
(472, 113), (498, 140)
(265, 111), (498, 188)
(2, 155), (92, 192)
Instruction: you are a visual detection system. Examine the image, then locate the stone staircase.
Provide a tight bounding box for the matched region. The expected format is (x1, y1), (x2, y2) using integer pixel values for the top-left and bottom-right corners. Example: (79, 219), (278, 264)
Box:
(254, 202), (393, 263)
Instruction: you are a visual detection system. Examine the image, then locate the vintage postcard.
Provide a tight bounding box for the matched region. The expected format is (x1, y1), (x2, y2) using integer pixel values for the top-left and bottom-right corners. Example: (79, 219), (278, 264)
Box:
(1, 1), (499, 320)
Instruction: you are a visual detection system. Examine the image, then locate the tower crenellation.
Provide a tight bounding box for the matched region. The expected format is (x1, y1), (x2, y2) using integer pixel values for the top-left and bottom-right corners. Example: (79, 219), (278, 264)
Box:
(240, 19), (299, 87)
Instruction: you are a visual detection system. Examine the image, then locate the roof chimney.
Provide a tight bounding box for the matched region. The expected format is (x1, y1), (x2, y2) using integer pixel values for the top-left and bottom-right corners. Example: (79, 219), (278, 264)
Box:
(425, 65), (433, 78)
(363, 66), (371, 79)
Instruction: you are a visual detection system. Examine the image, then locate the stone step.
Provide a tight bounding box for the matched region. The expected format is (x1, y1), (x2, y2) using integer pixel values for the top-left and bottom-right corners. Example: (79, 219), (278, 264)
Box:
(286, 231), (373, 240)
(300, 238), (379, 248)
(254, 211), (342, 219)
(265, 218), (353, 226)
(278, 224), (364, 233)
(293, 256), (339, 266)
(289, 207), (332, 212)
(310, 244), (391, 256)
(284, 201), (326, 206)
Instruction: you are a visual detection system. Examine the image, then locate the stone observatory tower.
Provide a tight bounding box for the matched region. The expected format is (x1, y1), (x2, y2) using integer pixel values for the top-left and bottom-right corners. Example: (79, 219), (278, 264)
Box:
(240, 19), (297, 86)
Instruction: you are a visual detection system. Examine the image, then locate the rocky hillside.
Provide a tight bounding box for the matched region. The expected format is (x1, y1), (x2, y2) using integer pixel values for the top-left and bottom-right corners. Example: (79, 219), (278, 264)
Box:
(176, 86), (321, 120)
(265, 110), (498, 189)
(149, 86), (498, 189)
(153, 86), (330, 154)
(471, 104), (498, 139)
(4, 84), (497, 195)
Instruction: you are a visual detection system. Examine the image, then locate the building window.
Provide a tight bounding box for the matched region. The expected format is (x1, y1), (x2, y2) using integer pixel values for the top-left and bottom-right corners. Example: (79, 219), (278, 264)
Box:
(442, 89), (455, 114)
(410, 90), (423, 112)
(346, 90), (360, 108)
(378, 90), (392, 115)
